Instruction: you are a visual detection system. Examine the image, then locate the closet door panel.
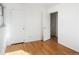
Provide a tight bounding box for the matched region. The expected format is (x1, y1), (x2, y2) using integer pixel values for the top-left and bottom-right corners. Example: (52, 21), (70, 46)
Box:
(9, 8), (25, 44)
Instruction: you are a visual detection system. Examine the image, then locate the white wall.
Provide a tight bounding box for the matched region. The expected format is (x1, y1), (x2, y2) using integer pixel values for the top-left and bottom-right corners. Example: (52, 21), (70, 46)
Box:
(24, 4), (44, 42)
(3, 3), (47, 45)
(48, 3), (79, 52)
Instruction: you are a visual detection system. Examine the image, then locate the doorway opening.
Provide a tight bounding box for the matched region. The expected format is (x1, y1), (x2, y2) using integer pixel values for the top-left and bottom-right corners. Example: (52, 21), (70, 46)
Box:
(50, 12), (58, 42)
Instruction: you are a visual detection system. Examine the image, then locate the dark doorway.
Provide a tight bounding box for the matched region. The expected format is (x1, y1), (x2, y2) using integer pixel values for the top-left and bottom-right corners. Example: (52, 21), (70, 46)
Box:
(50, 12), (58, 42)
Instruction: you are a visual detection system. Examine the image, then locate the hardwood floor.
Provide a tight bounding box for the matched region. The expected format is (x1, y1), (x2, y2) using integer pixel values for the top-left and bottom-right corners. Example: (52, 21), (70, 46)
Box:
(5, 37), (79, 55)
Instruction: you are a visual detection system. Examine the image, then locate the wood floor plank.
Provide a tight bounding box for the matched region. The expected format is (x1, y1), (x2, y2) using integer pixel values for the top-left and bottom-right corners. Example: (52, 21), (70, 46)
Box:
(5, 38), (79, 55)
(6, 44), (24, 53)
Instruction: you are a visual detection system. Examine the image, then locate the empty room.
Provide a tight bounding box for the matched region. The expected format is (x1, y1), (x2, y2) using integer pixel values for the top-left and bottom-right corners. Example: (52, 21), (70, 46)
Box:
(0, 3), (79, 55)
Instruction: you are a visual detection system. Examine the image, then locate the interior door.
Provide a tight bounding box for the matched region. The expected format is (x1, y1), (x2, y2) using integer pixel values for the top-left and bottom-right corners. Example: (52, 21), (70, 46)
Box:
(51, 12), (58, 37)
(51, 13), (56, 36)
(42, 11), (50, 41)
(9, 8), (25, 44)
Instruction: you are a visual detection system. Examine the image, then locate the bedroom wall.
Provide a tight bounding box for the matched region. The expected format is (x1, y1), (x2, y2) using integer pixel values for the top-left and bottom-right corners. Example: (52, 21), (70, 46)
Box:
(3, 3), (48, 45)
(48, 3), (79, 52)
(24, 4), (44, 42)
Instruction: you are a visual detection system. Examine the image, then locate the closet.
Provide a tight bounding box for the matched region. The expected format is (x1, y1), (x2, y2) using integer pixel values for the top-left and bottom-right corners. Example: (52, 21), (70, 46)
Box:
(5, 5), (25, 45)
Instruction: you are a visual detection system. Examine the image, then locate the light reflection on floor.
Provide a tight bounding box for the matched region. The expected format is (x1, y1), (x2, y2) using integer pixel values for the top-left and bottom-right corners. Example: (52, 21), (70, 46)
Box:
(5, 50), (31, 55)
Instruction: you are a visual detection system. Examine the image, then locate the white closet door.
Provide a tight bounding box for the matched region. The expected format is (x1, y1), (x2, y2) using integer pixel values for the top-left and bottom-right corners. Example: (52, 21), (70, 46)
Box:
(9, 8), (25, 44)
(42, 11), (50, 41)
